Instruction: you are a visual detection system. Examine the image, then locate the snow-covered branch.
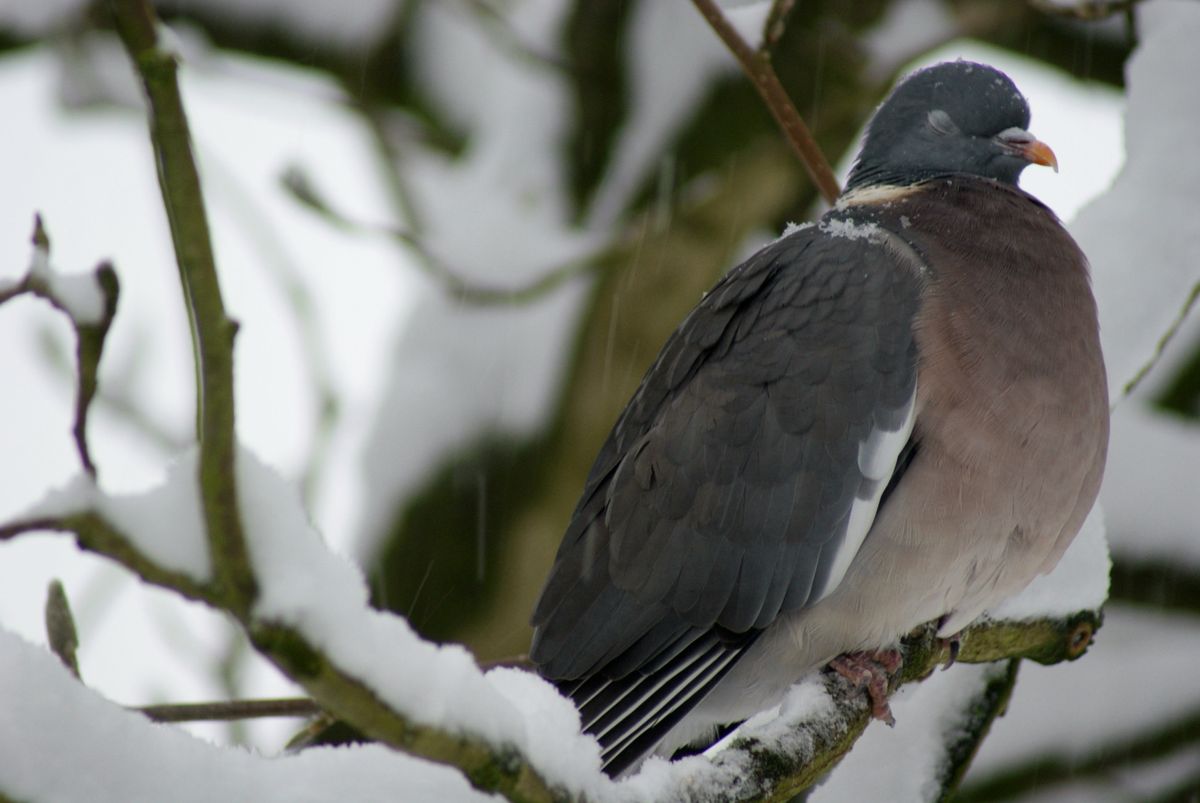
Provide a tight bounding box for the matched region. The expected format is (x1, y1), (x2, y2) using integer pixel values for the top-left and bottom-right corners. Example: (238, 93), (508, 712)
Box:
(0, 216), (118, 477)
(0, 473), (1103, 803)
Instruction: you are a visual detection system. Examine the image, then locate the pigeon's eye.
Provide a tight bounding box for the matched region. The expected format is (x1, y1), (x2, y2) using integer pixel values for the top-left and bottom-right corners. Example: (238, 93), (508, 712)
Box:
(927, 109), (958, 136)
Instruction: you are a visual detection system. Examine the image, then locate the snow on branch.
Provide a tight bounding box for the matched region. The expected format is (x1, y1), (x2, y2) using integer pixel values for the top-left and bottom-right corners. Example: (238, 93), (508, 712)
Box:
(0, 454), (1103, 802)
(0, 216), (118, 477)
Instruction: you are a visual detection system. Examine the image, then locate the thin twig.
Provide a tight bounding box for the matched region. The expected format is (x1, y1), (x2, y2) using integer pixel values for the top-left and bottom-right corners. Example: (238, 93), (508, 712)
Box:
(956, 699), (1200, 802)
(201, 150), (341, 507)
(34, 327), (185, 453)
(763, 0), (797, 51)
(690, 0), (842, 205)
(454, 0), (569, 72)
(138, 697), (321, 723)
(1120, 275), (1200, 400)
(131, 656), (533, 724)
(1028, 0), (1145, 21)
(109, 0), (255, 614)
(282, 166), (598, 305)
(0, 215), (120, 479)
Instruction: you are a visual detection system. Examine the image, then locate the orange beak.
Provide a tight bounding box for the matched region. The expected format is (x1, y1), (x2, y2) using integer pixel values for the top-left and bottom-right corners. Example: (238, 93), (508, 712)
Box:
(995, 128), (1059, 173)
(1019, 139), (1059, 173)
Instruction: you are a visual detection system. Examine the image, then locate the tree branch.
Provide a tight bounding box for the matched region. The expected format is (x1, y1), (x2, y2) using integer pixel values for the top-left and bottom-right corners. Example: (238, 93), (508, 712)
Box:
(138, 697), (322, 723)
(933, 659), (1021, 798)
(690, 0), (842, 205)
(657, 615), (1099, 801)
(1028, 0), (1146, 22)
(3, 497), (1101, 803)
(956, 698), (1200, 802)
(281, 165), (599, 305)
(109, 0), (255, 615)
(0, 216), (119, 478)
(0, 512), (217, 607)
(1119, 272), (1200, 400)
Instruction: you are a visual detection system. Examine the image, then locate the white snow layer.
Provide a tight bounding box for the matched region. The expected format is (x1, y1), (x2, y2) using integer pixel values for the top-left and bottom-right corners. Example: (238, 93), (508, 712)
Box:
(20, 449), (210, 581)
(236, 447), (613, 798)
(989, 505), (1110, 621)
(0, 629), (500, 803)
(1102, 405), (1200, 564)
(28, 241), (108, 325)
(812, 662), (1013, 803)
(1073, 0), (1200, 402)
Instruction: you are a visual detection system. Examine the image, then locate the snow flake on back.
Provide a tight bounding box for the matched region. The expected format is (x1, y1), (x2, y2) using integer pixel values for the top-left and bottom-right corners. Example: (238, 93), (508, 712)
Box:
(819, 217), (882, 242)
(778, 220), (815, 240)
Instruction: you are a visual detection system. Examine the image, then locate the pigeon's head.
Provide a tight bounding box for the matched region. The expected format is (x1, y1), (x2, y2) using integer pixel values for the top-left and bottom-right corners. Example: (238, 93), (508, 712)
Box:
(846, 61), (1057, 191)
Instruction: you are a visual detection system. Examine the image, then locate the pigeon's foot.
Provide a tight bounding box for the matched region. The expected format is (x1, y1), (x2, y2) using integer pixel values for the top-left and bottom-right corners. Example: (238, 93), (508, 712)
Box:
(828, 648), (903, 726)
(935, 614), (963, 670)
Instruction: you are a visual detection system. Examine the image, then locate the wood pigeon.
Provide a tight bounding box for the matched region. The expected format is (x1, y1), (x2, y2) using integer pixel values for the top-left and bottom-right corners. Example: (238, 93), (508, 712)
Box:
(529, 60), (1109, 777)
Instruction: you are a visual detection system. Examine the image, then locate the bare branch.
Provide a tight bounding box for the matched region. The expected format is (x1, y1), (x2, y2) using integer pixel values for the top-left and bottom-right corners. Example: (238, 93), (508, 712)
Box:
(109, 0), (255, 614)
(1028, 0), (1145, 21)
(132, 655), (533, 726)
(0, 512), (217, 607)
(762, 0), (797, 51)
(1, 217), (120, 478)
(690, 0), (842, 205)
(137, 697), (322, 723)
(957, 697), (1200, 802)
(1119, 274), (1200, 400)
(282, 165), (598, 305)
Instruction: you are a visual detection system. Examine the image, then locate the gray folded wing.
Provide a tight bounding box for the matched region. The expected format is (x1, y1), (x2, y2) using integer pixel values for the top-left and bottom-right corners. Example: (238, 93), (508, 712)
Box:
(530, 224), (922, 770)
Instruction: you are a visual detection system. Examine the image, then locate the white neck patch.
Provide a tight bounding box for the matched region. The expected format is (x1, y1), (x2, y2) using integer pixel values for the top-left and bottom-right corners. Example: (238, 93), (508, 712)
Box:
(835, 183), (921, 210)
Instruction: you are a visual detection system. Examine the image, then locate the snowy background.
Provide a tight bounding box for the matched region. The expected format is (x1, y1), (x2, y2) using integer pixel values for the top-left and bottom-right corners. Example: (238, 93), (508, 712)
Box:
(1, 0), (1198, 800)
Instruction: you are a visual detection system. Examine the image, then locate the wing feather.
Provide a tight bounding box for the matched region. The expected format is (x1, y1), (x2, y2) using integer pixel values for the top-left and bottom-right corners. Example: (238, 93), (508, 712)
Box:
(531, 222), (924, 768)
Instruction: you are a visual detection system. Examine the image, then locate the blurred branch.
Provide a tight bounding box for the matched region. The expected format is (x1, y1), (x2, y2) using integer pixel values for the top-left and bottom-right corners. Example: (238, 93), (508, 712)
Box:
(138, 697), (321, 723)
(131, 654), (532, 724)
(933, 660), (1021, 797)
(36, 323), (185, 453)
(763, 0), (797, 51)
(45, 580), (82, 679)
(689, 0), (841, 204)
(282, 166), (598, 305)
(1109, 555), (1200, 615)
(453, 0), (569, 72)
(956, 698), (1200, 802)
(202, 150), (341, 507)
(0, 216), (119, 478)
(1120, 275), (1200, 400)
(110, 0), (255, 614)
(1027, 0), (1145, 21)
